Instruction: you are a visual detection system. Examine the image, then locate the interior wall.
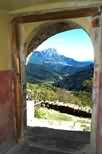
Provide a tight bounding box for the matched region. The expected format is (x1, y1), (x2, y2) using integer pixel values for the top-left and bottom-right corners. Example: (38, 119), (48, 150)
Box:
(0, 11), (16, 144)
(9, 0), (102, 15)
(0, 11), (11, 70)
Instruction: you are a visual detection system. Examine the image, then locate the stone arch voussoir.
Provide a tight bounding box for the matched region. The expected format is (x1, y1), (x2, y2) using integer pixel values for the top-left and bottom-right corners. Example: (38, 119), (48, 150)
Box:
(25, 20), (81, 56)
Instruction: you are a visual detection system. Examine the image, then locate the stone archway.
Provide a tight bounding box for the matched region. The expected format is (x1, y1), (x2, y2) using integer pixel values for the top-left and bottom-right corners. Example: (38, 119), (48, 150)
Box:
(24, 19), (94, 132)
(25, 20), (82, 56)
(11, 5), (102, 152)
(23, 21), (83, 130)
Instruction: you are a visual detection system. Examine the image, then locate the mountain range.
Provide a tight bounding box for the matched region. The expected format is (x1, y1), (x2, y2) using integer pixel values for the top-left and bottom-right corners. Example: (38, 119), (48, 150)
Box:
(26, 48), (94, 90)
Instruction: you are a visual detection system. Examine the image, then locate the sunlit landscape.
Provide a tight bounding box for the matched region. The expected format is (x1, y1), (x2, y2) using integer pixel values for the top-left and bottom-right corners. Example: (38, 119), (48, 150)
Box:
(26, 29), (94, 132)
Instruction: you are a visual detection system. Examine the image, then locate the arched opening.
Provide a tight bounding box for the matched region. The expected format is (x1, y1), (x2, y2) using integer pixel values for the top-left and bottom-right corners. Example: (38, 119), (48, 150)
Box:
(25, 21), (81, 56)
(10, 3), (102, 152)
(23, 20), (94, 152)
(27, 29), (94, 131)
(9, 3), (102, 152)
(24, 21), (83, 127)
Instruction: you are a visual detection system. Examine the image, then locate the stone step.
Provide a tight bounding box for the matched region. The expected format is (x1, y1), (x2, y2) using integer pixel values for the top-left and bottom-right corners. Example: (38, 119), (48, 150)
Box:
(0, 141), (16, 154)
(6, 143), (74, 154)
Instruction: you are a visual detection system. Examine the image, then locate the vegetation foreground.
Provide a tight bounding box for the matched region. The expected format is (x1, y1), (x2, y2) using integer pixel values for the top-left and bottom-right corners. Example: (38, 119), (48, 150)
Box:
(27, 82), (92, 131)
(35, 107), (91, 131)
(27, 82), (92, 110)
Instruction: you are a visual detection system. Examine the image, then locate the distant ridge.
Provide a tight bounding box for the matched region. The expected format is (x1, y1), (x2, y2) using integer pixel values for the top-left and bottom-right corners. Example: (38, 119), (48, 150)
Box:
(26, 48), (94, 90)
(27, 48), (92, 66)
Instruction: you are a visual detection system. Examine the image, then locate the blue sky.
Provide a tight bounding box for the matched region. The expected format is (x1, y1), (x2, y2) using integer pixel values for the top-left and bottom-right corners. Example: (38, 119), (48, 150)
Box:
(36, 29), (94, 62)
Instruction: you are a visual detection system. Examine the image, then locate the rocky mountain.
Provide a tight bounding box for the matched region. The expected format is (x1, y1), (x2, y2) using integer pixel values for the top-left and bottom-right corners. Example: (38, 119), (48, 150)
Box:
(27, 48), (91, 67)
(26, 48), (94, 90)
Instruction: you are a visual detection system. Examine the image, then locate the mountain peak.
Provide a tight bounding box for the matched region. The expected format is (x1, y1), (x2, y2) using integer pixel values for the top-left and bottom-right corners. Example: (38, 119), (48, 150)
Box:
(28, 48), (92, 67)
(40, 48), (58, 57)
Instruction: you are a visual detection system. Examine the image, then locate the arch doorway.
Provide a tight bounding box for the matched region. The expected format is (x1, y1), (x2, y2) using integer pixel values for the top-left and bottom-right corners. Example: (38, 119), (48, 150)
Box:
(26, 27), (94, 133)
(11, 9), (100, 153)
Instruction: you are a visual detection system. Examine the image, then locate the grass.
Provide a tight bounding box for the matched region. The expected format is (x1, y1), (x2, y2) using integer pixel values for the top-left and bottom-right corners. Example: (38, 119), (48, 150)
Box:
(35, 107), (91, 131)
(35, 107), (72, 121)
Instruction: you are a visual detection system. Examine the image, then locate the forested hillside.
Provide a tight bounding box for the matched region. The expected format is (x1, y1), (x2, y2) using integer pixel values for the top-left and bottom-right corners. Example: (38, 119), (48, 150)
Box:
(26, 48), (94, 112)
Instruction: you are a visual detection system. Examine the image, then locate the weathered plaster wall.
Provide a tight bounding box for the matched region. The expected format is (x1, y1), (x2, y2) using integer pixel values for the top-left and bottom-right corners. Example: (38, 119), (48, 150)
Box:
(22, 22), (43, 45)
(0, 12), (11, 70)
(0, 71), (15, 142)
(73, 17), (92, 33)
(9, 0), (102, 15)
(0, 11), (15, 144)
(0, 0), (102, 11)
